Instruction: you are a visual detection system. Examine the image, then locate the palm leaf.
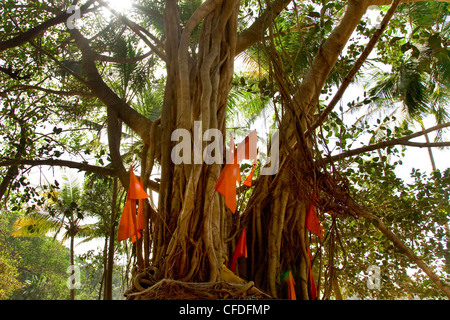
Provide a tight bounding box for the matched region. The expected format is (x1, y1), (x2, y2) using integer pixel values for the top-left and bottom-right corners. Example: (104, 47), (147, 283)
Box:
(11, 212), (61, 237)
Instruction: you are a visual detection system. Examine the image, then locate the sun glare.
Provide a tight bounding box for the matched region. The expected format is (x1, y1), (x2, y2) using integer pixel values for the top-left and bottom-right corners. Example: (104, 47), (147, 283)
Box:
(104, 0), (133, 14)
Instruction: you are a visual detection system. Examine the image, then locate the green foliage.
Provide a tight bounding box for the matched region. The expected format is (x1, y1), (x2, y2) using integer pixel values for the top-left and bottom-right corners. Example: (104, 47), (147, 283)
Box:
(0, 209), (70, 300)
(0, 248), (23, 300)
(78, 249), (126, 300)
(333, 163), (450, 299)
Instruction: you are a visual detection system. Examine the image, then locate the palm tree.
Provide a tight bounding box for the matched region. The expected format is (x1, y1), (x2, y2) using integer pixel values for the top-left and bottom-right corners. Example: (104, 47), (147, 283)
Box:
(349, 2), (449, 171)
(12, 174), (95, 300)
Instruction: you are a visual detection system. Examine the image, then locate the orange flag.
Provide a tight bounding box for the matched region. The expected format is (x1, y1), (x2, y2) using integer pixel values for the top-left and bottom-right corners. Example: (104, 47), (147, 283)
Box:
(286, 271), (297, 300)
(243, 147), (259, 187)
(229, 227), (247, 273)
(136, 178), (146, 231)
(306, 203), (325, 241)
(118, 199), (132, 242)
(118, 167), (149, 242)
(129, 166), (150, 199)
(242, 165), (256, 187)
(215, 131), (258, 211)
(307, 248), (317, 300)
(214, 162), (240, 213)
(215, 133), (240, 213)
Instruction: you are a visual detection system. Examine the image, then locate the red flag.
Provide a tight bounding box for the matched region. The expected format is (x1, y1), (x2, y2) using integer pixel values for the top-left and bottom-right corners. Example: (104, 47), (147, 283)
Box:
(306, 203), (324, 241)
(229, 227), (247, 273)
(307, 248), (317, 300)
(286, 271), (297, 300)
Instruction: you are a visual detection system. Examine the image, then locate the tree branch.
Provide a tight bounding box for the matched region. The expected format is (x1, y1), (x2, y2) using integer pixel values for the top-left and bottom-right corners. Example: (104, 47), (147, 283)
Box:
(280, 0), (371, 148)
(69, 29), (157, 146)
(94, 51), (153, 64)
(106, 107), (128, 189)
(235, 0), (292, 56)
(0, 121), (27, 204)
(328, 122), (450, 162)
(0, 158), (161, 191)
(0, 158), (116, 177)
(0, 85), (95, 98)
(0, 0), (97, 52)
(307, 0), (401, 135)
(348, 199), (450, 299)
(401, 141), (450, 148)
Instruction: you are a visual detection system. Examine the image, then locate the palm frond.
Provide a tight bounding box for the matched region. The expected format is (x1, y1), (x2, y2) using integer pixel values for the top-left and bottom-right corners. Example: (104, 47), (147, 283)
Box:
(11, 212), (62, 237)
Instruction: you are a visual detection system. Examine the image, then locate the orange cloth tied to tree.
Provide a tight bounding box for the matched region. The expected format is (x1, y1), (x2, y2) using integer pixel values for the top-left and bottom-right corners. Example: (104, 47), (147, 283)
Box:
(118, 166), (149, 243)
(214, 131), (258, 213)
(229, 227), (247, 273)
(306, 202), (325, 241)
(286, 271), (296, 300)
(214, 133), (240, 213)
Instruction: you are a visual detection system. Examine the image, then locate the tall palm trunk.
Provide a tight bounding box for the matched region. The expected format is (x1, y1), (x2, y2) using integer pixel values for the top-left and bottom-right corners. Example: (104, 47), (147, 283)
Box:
(70, 234), (75, 300)
(104, 177), (118, 300)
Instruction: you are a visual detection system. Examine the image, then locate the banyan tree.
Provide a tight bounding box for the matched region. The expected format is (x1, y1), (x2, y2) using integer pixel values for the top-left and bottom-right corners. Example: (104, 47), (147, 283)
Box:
(1, 0), (449, 300)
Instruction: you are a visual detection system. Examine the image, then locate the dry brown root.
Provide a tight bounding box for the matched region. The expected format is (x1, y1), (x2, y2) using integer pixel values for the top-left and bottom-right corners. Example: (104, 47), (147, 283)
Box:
(125, 279), (272, 300)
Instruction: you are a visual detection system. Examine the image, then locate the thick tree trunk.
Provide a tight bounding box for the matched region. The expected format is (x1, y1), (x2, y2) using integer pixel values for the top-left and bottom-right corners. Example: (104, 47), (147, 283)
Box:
(128, 0), (371, 300)
(132, 1), (242, 292)
(239, 0), (372, 299)
(126, 0), (450, 300)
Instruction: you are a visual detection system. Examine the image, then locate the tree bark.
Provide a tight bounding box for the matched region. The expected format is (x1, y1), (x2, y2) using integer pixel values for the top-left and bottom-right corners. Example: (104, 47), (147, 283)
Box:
(70, 233), (75, 300)
(104, 177), (118, 300)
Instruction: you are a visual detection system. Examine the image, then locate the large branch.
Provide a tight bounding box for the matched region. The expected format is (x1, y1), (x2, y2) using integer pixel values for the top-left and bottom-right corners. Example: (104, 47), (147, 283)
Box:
(307, 0), (400, 135)
(328, 122), (450, 162)
(0, 158), (116, 177)
(0, 85), (95, 98)
(69, 29), (157, 146)
(0, 158), (161, 191)
(292, 0), (371, 116)
(0, 0), (97, 52)
(280, 0), (371, 148)
(235, 0), (292, 56)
